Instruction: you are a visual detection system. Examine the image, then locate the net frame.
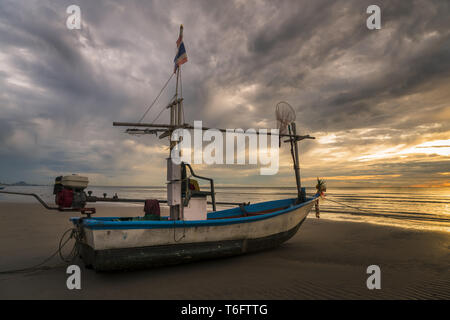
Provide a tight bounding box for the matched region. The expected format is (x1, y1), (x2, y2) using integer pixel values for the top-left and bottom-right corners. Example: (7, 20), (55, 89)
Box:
(275, 101), (296, 135)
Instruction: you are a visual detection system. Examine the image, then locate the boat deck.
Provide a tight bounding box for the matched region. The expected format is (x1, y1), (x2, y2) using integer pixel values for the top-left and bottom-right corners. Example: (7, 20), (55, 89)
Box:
(70, 197), (317, 230)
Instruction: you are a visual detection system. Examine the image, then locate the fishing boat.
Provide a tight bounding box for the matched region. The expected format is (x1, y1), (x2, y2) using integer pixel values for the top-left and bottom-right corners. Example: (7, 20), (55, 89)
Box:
(70, 197), (317, 271)
(0, 25), (319, 271)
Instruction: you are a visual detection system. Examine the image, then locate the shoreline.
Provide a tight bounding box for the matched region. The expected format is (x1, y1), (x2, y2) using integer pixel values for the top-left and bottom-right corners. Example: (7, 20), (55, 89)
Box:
(0, 202), (449, 299)
(0, 199), (447, 233)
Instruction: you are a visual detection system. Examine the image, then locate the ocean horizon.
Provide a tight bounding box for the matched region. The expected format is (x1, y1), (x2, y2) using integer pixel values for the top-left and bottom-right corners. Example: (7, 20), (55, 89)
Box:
(1, 185), (449, 232)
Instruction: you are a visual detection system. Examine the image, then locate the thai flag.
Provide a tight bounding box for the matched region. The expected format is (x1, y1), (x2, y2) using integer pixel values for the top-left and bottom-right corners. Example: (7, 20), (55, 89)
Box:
(174, 25), (188, 72)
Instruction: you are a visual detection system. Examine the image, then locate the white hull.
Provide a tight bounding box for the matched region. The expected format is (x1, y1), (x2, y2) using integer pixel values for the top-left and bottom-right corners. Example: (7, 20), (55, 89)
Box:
(72, 197), (317, 270)
(87, 201), (313, 250)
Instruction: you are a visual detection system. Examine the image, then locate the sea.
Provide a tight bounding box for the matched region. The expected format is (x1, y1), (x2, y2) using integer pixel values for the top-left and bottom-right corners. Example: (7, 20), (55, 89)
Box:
(1, 185), (449, 232)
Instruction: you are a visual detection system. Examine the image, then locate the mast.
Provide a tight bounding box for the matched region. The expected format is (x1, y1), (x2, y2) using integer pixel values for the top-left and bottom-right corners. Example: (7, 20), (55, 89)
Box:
(168, 25), (184, 220)
(114, 24), (313, 217)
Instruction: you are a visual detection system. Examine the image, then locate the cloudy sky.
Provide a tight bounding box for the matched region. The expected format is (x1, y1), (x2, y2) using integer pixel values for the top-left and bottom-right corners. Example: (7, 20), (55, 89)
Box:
(0, 0), (449, 188)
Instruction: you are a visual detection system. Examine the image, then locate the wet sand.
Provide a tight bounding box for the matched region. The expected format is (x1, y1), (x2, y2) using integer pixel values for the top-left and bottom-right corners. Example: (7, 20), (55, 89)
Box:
(0, 202), (449, 299)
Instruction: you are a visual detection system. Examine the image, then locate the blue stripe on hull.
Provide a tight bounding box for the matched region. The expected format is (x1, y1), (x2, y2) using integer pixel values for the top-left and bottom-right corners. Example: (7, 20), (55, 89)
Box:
(71, 197), (317, 230)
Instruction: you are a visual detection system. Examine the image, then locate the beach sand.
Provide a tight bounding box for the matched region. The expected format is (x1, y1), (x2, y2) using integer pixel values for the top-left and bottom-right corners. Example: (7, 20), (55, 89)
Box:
(0, 202), (449, 299)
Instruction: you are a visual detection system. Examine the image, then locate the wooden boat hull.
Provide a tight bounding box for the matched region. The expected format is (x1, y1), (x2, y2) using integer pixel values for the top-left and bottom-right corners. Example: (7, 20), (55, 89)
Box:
(71, 197), (317, 271)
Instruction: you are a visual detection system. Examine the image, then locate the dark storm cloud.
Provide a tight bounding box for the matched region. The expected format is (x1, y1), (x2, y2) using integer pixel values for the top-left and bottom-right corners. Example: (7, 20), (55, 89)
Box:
(0, 0), (449, 185)
(0, 1), (129, 124)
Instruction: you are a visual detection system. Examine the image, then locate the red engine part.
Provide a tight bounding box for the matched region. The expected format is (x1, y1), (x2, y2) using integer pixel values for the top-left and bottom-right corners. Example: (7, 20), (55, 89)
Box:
(56, 188), (74, 208)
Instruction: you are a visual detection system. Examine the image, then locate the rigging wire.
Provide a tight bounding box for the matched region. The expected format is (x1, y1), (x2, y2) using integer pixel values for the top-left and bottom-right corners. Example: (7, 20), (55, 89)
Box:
(137, 72), (175, 124)
(151, 97), (173, 125)
(130, 66), (186, 134)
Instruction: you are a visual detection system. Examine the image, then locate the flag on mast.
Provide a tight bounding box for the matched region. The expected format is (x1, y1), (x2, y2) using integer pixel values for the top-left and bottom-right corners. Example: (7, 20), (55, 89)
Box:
(174, 24), (188, 73)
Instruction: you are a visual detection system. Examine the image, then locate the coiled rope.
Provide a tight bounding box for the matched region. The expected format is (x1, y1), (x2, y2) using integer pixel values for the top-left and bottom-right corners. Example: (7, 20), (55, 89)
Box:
(0, 228), (81, 275)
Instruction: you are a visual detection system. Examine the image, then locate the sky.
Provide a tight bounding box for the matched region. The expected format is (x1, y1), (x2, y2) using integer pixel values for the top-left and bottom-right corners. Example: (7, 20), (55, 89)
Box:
(0, 0), (449, 188)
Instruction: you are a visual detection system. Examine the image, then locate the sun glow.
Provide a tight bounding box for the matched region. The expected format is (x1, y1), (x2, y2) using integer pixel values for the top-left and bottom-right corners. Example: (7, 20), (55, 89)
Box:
(355, 139), (450, 161)
(406, 139), (450, 156)
(303, 174), (401, 181)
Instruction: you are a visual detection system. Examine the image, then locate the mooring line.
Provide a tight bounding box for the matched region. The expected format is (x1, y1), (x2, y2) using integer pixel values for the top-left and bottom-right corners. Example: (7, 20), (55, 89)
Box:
(0, 228), (79, 275)
(324, 197), (374, 214)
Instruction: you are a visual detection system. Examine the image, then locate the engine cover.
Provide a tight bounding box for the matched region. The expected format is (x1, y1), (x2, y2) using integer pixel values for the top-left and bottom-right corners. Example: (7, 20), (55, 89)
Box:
(54, 175), (88, 209)
(56, 188), (74, 208)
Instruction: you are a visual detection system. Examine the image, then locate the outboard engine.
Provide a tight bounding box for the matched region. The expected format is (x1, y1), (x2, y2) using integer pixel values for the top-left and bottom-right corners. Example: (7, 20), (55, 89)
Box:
(53, 175), (88, 209)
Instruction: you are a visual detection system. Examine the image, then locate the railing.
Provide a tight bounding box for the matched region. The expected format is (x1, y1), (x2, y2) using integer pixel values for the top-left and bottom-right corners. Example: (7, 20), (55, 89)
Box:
(182, 162), (216, 211)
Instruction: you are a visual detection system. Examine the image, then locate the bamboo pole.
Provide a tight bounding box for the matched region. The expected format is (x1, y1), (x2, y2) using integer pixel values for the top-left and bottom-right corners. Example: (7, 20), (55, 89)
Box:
(288, 123), (303, 202)
(114, 122), (315, 140)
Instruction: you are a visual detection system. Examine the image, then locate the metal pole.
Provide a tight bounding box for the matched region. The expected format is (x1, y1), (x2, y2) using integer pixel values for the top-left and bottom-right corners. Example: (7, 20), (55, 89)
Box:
(168, 67), (181, 220)
(0, 191), (59, 210)
(173, 68), (179, 127)
(177, 68), (185, 219)
(289, 123), (302, 201)
(178, 67), (183, 126)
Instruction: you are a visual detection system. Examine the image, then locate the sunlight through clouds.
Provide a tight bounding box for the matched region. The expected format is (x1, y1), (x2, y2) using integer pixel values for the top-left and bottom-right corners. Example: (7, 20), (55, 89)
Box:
(0, 0), (449, 188)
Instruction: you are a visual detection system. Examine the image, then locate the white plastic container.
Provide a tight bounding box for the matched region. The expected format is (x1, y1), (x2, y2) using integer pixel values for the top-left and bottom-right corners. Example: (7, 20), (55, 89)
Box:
(183, 197), (207, 221)
(61, 175), (89, 189)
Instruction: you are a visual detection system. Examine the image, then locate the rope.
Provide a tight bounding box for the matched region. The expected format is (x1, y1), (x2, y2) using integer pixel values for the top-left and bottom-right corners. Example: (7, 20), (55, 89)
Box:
(151, 101), (171, 124)
(173, 217), (186, 242)
(324, 197), (376, 214)
(0, 228), (80, 275)
(132, 67), (185, 134)
(137, 72), (175, 124)
(59, 228), (82, 263)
